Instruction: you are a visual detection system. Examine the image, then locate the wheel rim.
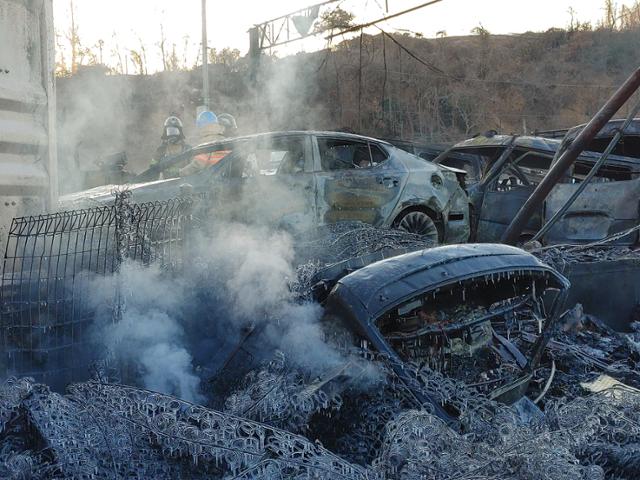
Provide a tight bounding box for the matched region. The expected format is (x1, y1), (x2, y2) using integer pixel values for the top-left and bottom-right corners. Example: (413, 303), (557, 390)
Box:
(397, 212), (439, 243)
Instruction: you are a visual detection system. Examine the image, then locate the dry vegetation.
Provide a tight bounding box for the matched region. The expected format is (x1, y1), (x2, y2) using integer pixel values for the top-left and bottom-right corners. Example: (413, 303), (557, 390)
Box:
(56, 1), (640, 178)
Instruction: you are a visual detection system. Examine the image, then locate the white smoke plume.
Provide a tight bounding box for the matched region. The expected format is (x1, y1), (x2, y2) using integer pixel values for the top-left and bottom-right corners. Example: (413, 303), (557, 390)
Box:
(90, 262), (202, 402)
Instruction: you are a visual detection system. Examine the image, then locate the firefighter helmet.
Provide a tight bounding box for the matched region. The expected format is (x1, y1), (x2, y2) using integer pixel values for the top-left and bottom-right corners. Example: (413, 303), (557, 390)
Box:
(218, 113), (237, 130)
(162, 116), (184, 142)
(196, 110), (218, 128)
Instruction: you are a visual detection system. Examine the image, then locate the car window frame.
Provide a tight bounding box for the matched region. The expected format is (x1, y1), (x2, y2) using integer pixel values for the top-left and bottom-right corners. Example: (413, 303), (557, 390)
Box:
(216, 134), (313, 178)
(313, 135), (390, 172)
(486, 150), (554, 193)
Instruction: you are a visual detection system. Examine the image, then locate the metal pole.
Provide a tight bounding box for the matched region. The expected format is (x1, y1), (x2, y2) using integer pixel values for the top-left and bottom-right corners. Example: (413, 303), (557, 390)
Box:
(201, 0), (210, 110)
(500, 67), (640, 245)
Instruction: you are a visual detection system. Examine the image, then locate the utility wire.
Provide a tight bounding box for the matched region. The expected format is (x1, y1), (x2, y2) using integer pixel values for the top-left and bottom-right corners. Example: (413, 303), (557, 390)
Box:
(326, 0), (446, 39)
(377, 27), (452, 77)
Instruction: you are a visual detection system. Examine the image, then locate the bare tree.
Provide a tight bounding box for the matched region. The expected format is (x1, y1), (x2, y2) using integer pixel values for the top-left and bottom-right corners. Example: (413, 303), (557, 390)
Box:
(158, 24), (169, 71)
(67, 0), (81, 73)
(315, 7), (355, 33)
(602, 0), (618, 29)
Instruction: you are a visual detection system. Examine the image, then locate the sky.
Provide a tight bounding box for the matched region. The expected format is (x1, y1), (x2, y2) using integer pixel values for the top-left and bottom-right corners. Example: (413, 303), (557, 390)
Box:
(53, 0), (639, 72)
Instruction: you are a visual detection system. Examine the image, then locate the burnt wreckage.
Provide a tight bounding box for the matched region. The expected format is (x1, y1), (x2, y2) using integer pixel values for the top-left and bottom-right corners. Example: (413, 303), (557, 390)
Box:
(322, 244), (569, 412)
(433, 124), (640, 245)
(4, 117), (640, 477)
(2, 193), (640, 478)
(60, 131), (470, 245)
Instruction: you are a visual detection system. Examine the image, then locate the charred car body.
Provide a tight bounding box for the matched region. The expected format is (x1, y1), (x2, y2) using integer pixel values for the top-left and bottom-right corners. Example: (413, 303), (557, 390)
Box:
(61, 131), (470, 244)
(207, 242), (569, 425)
(433, 134), (558, 242)
(320, 243), (569, 418)
(434, 131), (640, 245)
(544, 118), (640, 245)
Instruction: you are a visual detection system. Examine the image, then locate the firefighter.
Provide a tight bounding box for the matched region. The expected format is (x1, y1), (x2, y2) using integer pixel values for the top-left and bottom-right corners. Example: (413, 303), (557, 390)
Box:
(179, 111), (228, 177)
(150, 116), (191, 179)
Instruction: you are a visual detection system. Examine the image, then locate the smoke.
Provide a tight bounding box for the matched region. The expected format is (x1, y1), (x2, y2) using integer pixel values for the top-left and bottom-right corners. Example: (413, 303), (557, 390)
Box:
(90, 262), (202, 402)
(201, 223), (295, 318)
(87, 212), (369, 403)
(188, 221), (358, 376)
(55, 48), (361, 401)
(56, 50), (334, 197)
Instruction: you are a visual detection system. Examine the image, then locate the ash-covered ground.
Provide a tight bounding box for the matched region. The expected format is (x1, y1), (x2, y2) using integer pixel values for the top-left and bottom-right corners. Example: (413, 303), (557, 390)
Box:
(2, 223), (640, 479)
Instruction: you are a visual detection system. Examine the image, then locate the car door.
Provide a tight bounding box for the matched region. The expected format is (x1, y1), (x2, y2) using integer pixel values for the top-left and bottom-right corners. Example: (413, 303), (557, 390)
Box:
(476, 149), (553, 242)
(545, 176), (640, 245)
(313, 135), (406, 226)
(210, 134), (316, 227)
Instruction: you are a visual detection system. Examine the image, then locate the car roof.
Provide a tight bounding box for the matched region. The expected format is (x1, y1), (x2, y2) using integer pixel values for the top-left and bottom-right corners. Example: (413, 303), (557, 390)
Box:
(193, 130), (395, 149)
(443, 133), (640, 168)
(334, 243), (568, 320)
(451, 134), (561, 153)
(565, 118), (640, 141)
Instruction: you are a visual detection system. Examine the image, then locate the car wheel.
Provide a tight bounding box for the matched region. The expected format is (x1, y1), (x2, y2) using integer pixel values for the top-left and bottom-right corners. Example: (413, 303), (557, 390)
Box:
(396, 211), (440, 244)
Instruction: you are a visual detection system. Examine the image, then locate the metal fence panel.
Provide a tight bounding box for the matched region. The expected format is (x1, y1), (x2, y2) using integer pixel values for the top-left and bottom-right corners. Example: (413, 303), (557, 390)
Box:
(0, 193), (193, 386)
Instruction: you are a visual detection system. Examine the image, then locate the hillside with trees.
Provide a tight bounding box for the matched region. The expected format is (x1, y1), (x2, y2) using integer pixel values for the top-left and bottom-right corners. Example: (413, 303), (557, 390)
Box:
(55, 1), (640, 189)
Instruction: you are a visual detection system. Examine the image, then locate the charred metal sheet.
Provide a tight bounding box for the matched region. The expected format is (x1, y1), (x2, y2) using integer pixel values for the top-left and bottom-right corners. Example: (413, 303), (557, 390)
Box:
(562, 258), (640, 332)
(450, 134), (560, 154)
(536, 246), (640, 331)
(562, 117), (640, 158)
(0, 193), (193, 386)
(544, 178), (640, 245)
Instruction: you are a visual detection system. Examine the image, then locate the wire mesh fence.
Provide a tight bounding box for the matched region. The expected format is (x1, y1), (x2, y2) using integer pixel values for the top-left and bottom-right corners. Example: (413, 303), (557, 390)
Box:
(0, 192), (194, 386)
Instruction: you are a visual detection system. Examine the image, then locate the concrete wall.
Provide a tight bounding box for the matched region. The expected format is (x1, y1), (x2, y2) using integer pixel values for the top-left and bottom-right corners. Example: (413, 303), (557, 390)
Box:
(0, 0), (56, 255)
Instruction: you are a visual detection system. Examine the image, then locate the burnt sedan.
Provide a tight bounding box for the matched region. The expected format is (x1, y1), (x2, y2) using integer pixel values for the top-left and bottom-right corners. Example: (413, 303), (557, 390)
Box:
(60, 131), (470, 244)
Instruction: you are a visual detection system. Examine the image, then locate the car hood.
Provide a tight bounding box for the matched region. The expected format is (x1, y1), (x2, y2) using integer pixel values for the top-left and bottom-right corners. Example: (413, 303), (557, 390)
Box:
(59, 178), (184, 209)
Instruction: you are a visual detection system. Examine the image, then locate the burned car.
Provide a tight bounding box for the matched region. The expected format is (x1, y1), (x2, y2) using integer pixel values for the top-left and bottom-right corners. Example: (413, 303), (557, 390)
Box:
(61, 131), (470, 244)
(543, 119), (640, 245)
(321, 243), (570, 418)
(433, 133), (558, 242)
(433, 130), (640, 245)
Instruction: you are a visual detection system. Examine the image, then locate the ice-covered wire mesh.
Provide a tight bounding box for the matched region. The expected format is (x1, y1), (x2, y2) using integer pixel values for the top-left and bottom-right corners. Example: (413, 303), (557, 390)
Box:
(4, 354), (640, 479)
(291, 221), (435, 299)
(294, 221), (435, 265)
(0, 377), (371, 479)
(535, 244), (640, 270)
(0, 192), (193, 385)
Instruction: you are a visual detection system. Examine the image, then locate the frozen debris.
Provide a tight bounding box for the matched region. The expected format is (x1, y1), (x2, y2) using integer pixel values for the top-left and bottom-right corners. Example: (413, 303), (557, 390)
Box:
(534, 244), (640, 269)
(291, 221), (435, 300)
(223, 351), (344, 433)
(0, 379), (370, 480)
(4, 356), (640, 479)
(294, 221), (435, 265)
(581, 375), (640, 396)
(523, 311), (640, 403)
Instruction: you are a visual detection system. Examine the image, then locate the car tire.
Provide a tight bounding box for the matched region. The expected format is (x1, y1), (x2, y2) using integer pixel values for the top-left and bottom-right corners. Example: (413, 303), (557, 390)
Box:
(396, 211), (440, 244)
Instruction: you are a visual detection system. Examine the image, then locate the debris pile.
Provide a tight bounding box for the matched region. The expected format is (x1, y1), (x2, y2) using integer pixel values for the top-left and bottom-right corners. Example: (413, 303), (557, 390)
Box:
(3, 349), (640, 479)
(292, 221), (434, 299)
(3, 217), (640, 478)
(535, 244), (640, 269)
